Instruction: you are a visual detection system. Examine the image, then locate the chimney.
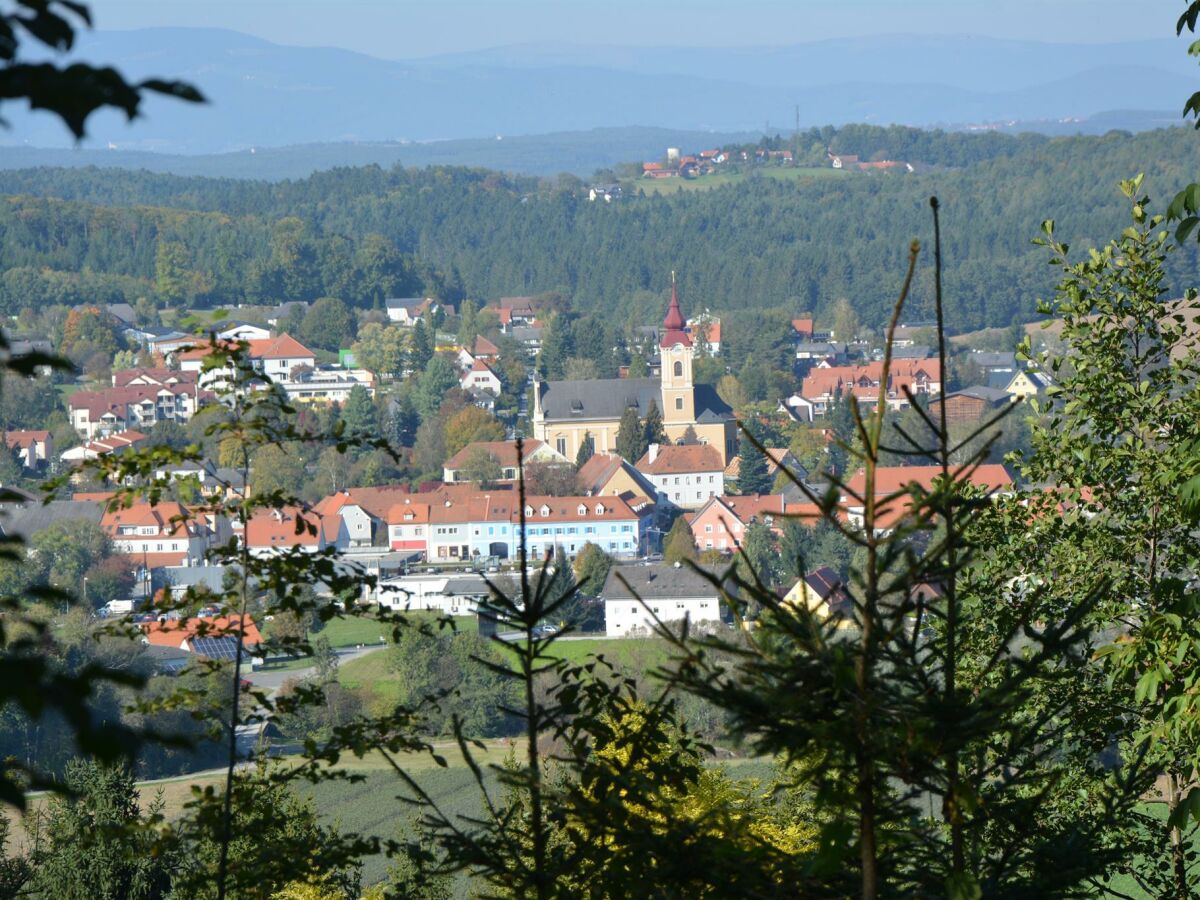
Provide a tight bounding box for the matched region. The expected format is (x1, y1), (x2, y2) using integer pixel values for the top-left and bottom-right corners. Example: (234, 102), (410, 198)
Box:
(648, 443), (659, 463)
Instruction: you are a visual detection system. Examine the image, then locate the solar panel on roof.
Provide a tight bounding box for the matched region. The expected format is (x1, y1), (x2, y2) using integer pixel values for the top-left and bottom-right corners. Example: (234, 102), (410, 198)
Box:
(190, 636), (240, 660)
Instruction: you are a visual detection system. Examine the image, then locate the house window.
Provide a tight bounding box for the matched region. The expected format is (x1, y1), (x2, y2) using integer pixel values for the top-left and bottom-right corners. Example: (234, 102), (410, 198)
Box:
(556, 437), (567, 456)
(673, 361), (682, 377)
(675, 397), (683, 411)
(705, 524), (712, 533)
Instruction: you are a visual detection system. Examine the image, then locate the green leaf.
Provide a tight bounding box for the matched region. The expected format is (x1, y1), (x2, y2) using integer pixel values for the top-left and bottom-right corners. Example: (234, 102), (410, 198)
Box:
(946, 872), (983, 900)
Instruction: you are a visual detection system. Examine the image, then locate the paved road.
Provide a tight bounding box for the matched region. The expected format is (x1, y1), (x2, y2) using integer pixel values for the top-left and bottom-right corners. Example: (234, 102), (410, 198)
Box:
(244, 642), (387, 694)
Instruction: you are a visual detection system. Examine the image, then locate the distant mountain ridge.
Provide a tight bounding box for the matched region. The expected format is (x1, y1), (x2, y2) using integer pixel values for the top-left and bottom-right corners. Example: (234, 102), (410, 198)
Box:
(0, 28), (1190, 155)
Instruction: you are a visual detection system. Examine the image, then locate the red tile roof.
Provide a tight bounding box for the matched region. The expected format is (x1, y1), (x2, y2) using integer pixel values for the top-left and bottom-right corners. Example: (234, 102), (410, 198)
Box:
(844, 464), (1013, 501)
(174, 334), (314, 363)
(101, 500), (195, 537)
(472, 335), (500, 357)
(5, 430), (49, 449)
(314, 486), (417, 521)
(244, 506), (328, 548)
(635, 444), (724, 476)
(142, 614), (262, 649)
(801, 359), (942, 402)
(443, 439), (546, 472)
(69, 383), (206, 419)
(386, 497), (431, 526)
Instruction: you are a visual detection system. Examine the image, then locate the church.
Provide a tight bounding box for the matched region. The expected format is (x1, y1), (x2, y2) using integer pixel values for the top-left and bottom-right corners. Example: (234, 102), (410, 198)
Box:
(531, 281), (738, 463)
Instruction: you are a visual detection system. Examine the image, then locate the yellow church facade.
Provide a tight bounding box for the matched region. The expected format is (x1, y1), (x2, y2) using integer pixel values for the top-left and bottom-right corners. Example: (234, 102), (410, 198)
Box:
(531, 284), (737, 464)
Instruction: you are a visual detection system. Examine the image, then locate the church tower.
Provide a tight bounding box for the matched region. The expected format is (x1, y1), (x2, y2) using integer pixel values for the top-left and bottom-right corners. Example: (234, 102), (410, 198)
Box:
(660, 272), (695, 426)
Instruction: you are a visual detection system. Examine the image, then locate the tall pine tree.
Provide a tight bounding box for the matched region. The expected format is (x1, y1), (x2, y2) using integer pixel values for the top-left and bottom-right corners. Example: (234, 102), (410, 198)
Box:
(643, 399), (666, 448)
(616, 406), (646, 463)
(410, 318), (434, 371)
(736, 429), (772, 495)
(575, 432), (595, 468)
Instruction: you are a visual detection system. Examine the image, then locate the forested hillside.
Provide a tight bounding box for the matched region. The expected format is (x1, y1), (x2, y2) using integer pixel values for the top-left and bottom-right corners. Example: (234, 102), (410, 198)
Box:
(1, 125), (1198, 330)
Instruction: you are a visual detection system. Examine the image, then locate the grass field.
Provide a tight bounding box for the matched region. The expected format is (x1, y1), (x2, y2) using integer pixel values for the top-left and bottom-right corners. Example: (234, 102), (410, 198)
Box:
(338, 634), (676, 712)
(632, 165), (848, 195)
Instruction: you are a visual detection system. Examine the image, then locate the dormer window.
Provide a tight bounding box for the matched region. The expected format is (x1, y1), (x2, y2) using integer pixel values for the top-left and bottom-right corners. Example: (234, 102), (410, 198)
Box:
(525, 505), (534, 517)
(594, 503), (605, 515)
(577, 504), (587, 515)
(539, 505), (550, 517)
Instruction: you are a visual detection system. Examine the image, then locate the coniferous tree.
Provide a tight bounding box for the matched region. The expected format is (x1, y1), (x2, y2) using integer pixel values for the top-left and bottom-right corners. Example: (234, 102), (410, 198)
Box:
(736, 429), (772, 495)
(663, 516), (696, 564)
(643, 399), (666, 448)
(538, 314), (575, 381)
(34, 760), (171, 900)
(616, 406), (646, 463)
(341, 384), (377, 438)
(410, 318), (434, 371)
(575, 432), (595, 468)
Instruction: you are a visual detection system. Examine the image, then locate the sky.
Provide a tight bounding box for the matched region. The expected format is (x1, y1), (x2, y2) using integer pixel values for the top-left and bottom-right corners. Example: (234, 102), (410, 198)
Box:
(93, 0), (1172, 58)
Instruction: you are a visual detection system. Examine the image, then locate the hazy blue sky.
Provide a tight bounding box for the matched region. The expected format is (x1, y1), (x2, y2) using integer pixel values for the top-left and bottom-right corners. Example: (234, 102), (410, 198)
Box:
(95, 0), (1172, 58)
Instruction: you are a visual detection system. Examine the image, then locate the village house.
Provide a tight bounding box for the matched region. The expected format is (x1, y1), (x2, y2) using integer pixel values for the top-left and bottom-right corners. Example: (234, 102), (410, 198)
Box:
(1003, 369), (1052, 400)
(686, 314), (721, 355)
(600, 562), (725, 637)
(460, 359), (502, 396)
(424, 492), (646, 563)
(457, 335), (501, 370)
(60, 431), (149, 465)
(635, 443), (725, 510)
(384, 297), (442, 325)
(532, 281), (737, 463)
(280, 366), (376, 404)
(69, 375), (211, 438)
(386, 497), (432, 553)
(313, 486), (417, 550)
(371, 572), (490, 616)
(799, 358), (943, 416)
(241, 505), (336, 557)
(688, 493), (819, 552)
(842, 464), (1014, 534)
(100, 500), (213, 570)
(576, 452), (657, 503)
(140, 613), (262, 661)
(5, 430), (53, 471)
(442, 439), (565, 483)
(781, 567), (852, 623)
(175, 334), (317, 387)
(487, 297), (537, 330)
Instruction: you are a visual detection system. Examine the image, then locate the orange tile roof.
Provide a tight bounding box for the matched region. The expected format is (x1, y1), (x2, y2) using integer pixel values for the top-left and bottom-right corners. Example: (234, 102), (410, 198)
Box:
(174, 333), (314, 362)
(724, 448), (790, 479)
(314, 486), (417, 520)
(386, 497), (431, 525)
(244, 506), (327, 548)
(101, 500), (194, 537)
(142, 614), (262, 649)
(5, 430), (49, 449)
(635, 444), (724, 476)
(844, 464), (1013, 505)
(472, 335), (499, 356)
(443, 439), (546, 472)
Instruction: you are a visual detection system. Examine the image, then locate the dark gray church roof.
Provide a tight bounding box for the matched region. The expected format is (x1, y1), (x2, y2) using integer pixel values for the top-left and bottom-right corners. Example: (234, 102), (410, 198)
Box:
(0, 500), (105, 542)
(538, 378), (732, 423)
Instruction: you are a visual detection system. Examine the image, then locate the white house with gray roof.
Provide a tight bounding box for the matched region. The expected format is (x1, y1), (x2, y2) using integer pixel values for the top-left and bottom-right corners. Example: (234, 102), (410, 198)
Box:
(600, 562), (727, 637)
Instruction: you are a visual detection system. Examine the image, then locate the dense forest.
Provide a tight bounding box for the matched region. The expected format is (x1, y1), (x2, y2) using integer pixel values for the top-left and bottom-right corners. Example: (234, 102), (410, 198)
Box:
(0, 125), (1197, 331)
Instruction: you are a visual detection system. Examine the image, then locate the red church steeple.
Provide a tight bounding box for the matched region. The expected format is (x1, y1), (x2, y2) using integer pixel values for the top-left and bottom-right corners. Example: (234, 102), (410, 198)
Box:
(660, 271), (692, 348)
